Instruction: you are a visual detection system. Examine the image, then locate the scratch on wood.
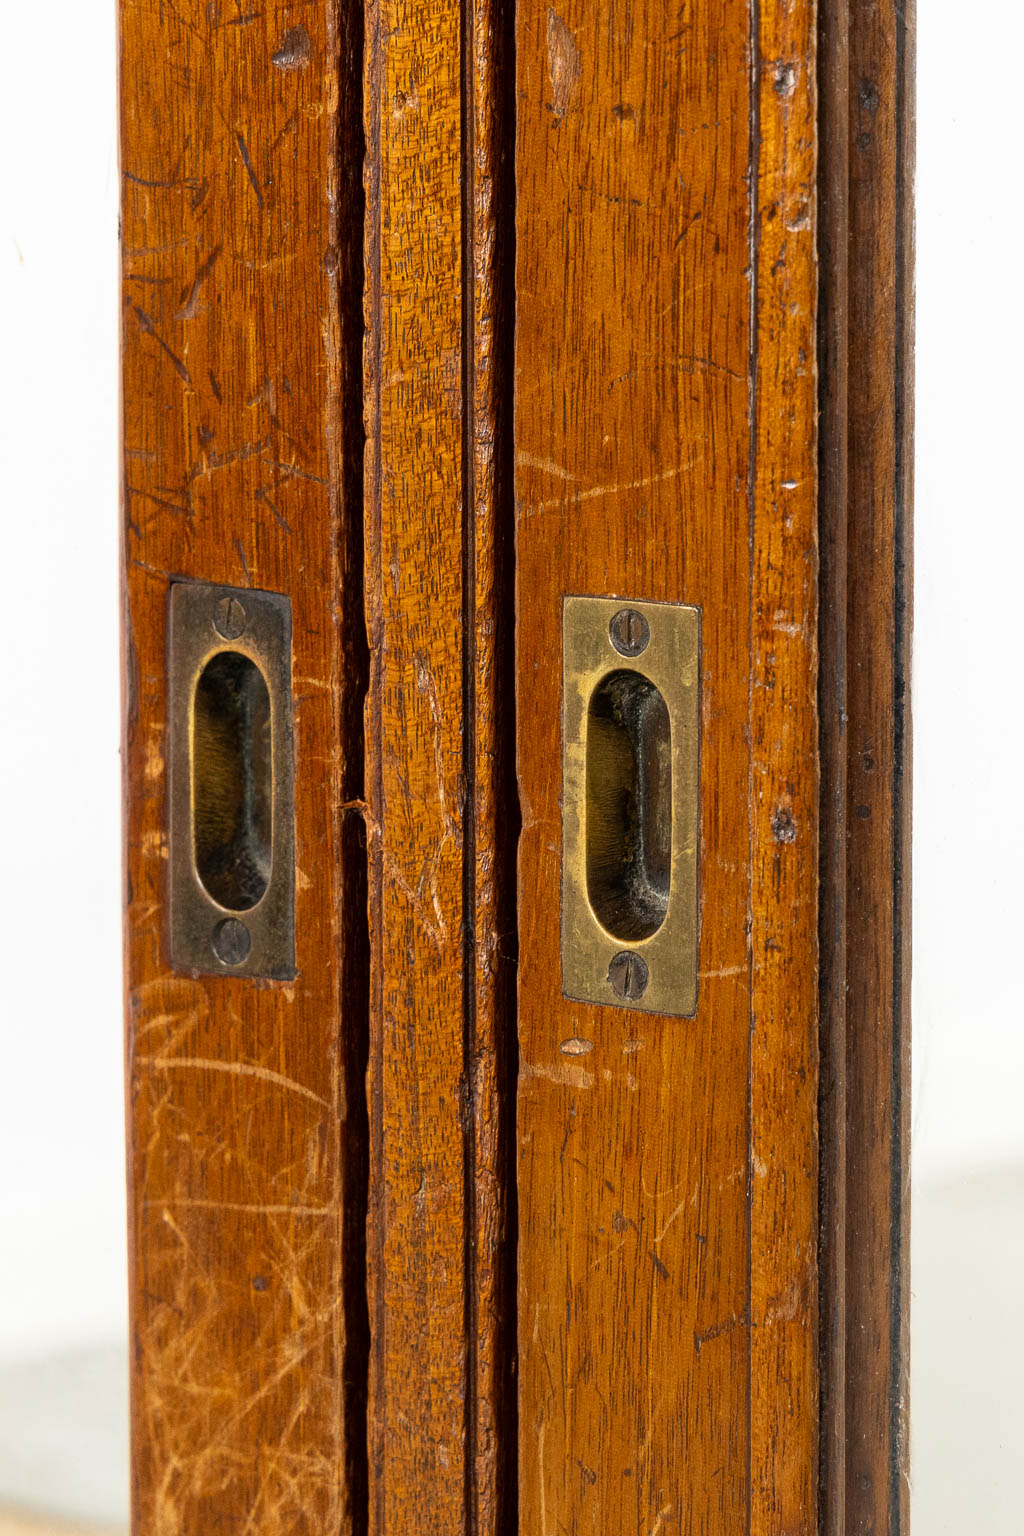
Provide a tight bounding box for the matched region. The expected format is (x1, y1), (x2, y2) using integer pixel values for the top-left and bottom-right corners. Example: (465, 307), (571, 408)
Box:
(531, 462), (693, 516)
(235, 132), (264, 208)
(546, 9), (581, 123)
(176, 243), (222, 320)
(515, 451), (575, 480)
(130, 305), (192, 385)
(147, 1199), (332, 1216)
(521, 1059), (595, 1091)
(143, 1055), (330, 1106)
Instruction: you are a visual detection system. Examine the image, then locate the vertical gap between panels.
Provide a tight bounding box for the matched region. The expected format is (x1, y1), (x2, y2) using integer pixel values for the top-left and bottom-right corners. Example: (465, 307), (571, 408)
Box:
(460, 0), (521, 1524)
(492, 0), (520, 1527)
(336, 0), (370, 1530)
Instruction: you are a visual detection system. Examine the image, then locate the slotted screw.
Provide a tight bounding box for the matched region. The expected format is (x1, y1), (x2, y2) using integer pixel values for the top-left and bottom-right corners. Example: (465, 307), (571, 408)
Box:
(609, 607), (650, 657)
(608, 950), (649, 1000)
(212, 918), (251, 967)
(213, 595), (247, 640)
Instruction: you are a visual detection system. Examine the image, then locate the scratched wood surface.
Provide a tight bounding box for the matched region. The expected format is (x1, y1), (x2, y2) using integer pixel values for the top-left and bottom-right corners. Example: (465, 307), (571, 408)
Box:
(514, 2), (819, 1532)
(363, 0), (516, 1532)
(119, 1), (365, 1530)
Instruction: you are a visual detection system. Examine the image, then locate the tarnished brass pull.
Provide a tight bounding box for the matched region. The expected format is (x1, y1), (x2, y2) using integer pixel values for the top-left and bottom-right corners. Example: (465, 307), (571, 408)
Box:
(562, 595), (700, 1016)
(168, 581), (295, 979)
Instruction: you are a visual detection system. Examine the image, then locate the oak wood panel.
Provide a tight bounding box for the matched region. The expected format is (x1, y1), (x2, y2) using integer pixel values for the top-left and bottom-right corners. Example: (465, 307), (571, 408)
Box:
(362, 0), (515, 1527)
(515, 1), (819, 1531)
(120, 1), (364, 1531)
(844, 0), (914, 1530)
(363, 0), (467, 1520)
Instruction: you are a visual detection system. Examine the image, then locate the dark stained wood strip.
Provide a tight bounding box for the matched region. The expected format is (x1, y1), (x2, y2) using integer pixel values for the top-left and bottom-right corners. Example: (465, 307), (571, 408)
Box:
(817, 3), (850, 1531)
(844, 0), (914, 1529)
(120, 2), (363, 1528)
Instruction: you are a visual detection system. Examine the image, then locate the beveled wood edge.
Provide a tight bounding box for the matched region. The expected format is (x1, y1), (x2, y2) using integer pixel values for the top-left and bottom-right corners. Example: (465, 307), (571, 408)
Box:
(818, 1), (914, 1530)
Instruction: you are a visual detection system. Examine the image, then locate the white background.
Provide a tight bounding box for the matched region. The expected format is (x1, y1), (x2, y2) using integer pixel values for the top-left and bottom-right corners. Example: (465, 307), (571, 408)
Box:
(0, 12), (123, 1359)
(913, 8), (1024, 1182)
(0, 0), (1021, 1529)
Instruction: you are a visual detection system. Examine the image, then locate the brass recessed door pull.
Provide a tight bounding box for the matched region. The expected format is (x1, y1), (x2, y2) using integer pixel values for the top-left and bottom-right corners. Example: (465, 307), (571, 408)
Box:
(561, 595), (700, 1016)
(168, 580), (296, 979)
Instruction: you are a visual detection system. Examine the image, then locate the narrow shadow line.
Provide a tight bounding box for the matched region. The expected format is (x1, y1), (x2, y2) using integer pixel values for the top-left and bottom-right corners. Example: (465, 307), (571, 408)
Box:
(336, 0), (370, 1530)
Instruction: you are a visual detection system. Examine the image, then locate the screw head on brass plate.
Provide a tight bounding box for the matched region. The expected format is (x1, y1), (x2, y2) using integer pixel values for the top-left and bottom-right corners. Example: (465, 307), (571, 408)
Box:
(608, 950), (649, 1000)
(212, 918), (252, 966)
(213, 595), (247, 640)
(609, 607), (650, 657)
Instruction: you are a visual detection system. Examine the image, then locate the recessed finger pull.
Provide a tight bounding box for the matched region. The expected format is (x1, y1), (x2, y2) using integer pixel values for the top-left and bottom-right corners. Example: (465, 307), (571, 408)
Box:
(168, 580), (295, 979)
(193, 650), (272, 912)
(562, 595), (700, 1017)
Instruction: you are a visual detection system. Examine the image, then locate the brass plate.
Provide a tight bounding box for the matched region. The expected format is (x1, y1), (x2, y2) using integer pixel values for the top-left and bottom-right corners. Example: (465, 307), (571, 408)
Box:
(562, 595), (700, 1017)
(168, 580), (295, 980)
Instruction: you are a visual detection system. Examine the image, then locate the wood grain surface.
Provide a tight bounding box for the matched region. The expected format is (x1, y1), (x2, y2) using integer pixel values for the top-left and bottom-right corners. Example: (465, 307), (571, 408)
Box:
(119, 1), (365, 1529)
(514, 1), (818, 1531)
(363, 0), (516, 1530)
(749, 3), (819, 1529)
(362, 0), (468, 1518)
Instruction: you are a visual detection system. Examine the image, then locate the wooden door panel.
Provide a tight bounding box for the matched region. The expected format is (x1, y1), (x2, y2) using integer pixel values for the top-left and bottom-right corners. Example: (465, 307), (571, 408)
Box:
(120, 3), (364, 1529)
(514, 1), (817, 1530)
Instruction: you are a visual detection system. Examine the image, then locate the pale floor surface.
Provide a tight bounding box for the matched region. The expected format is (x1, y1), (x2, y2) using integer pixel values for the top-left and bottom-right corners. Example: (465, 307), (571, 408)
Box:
(0, 1513), (118, 1536)
(910, 1165), (1024, 1534)
(0, 1168), (1019, 1532)
(0, 1344), (126, 1533)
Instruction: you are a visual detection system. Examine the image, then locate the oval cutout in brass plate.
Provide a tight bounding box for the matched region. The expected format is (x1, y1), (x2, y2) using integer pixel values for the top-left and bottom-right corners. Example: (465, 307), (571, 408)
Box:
(562, 595), (700, 1017)
(586, 669), (672, 942)
(192, 649), (273, 912)
(168, 580), (295, 980)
